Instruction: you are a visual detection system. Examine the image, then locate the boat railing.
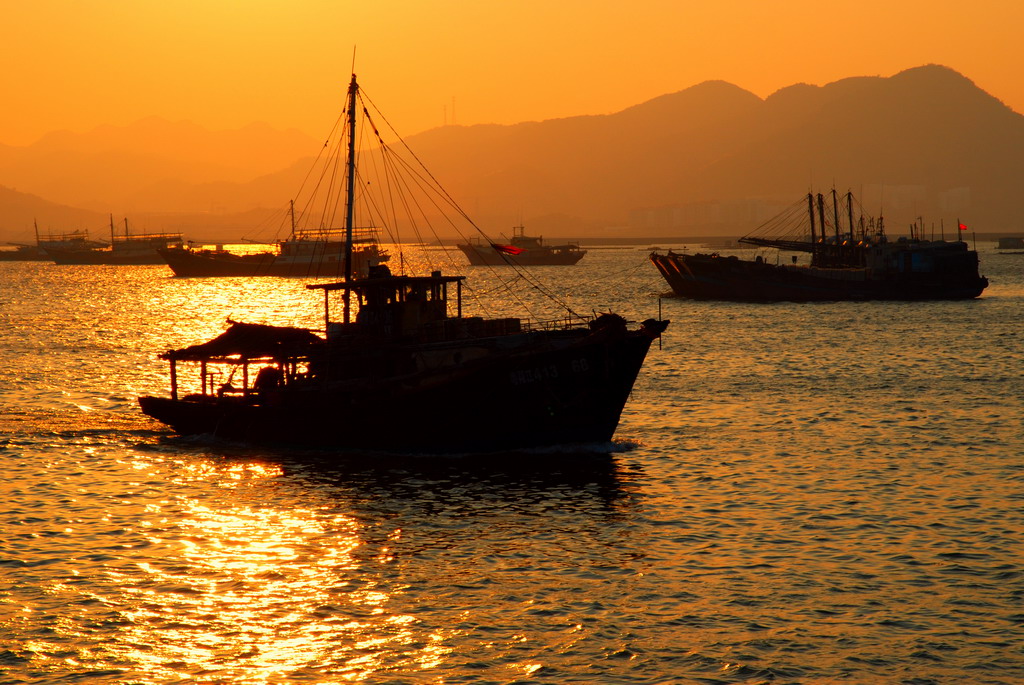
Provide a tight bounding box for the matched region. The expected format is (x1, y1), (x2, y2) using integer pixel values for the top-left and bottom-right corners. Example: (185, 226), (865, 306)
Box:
(291, 226), (381, 243)
(520, 315), (592, 332)
(112, 232), (185, 250)
(167, 353), (314, 401)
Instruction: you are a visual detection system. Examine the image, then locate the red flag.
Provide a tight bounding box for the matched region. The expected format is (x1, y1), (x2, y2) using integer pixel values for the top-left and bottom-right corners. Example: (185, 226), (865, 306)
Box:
(958, 222), (968, 231)
(491, 243), (524, 255)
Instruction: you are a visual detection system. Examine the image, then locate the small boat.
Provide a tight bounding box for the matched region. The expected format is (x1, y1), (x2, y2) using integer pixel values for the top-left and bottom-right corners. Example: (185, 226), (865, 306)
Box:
(46, 217), (184, 265)
(2, 223), (109, 261)
(0, 244), (48, 261)
(158, 203), (389, 278)
(139, 74), (666, 454)
(651, 190), (989, 301)
(457, 225), (586, 265)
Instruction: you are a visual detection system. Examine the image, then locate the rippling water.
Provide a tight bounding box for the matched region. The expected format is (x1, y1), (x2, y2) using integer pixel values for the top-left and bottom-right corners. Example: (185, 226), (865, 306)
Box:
(1, 245), (1022, 684)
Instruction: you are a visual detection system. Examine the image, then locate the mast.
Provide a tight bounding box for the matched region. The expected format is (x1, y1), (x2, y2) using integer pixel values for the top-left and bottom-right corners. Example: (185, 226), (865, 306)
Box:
(807, 192), (817, 255)
(289, 199), (296, 235)
(343, 73), (358, 325)
(846, 191), (855, 242)
(832, 187), (840, 246)
(110, 214), (115, 244)
(816, 193), (826, 264)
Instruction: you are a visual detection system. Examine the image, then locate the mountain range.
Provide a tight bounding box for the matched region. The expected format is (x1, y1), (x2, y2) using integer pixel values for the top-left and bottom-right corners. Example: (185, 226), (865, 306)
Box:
(2, 64), (1021, 244)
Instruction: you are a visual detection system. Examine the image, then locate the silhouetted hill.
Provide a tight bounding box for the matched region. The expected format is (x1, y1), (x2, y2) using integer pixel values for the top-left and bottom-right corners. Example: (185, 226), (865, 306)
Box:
(0, 186), (106, 243)
(0, 118), (317, 213)
(1, 65), (1021, 241)
(402, 64), (1024, 234)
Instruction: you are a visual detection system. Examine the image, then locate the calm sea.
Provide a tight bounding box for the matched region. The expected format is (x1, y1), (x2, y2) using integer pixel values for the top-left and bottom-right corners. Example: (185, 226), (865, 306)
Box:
(1, 244), (1022, 684)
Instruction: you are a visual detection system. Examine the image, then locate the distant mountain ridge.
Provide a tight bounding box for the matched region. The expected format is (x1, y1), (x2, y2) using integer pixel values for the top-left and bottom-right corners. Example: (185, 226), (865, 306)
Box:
(2, 64), (1022, 243)
(400, 64), (1023, 234)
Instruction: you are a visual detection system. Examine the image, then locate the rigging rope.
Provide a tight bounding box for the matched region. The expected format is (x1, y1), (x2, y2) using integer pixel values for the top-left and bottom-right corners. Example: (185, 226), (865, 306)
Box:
(355, 86), (585, 323)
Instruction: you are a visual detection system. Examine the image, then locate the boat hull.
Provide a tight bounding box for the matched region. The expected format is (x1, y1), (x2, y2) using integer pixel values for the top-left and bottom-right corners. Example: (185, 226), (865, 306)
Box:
(651, 251), (989, 301)
(139, 328), (657, 453)
(158, 248), (380, 278)
(457, 244), (586, 266)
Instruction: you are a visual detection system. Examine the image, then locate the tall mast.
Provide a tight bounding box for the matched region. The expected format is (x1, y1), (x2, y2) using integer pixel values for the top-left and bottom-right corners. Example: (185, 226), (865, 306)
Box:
(289, 199), (295, 235)
(832, 188), (840, 245)
(816, 193), (826, 263)
(343, 73), (358, 324)
(807, 192), (816, 254)
(846, 191), (855, 242)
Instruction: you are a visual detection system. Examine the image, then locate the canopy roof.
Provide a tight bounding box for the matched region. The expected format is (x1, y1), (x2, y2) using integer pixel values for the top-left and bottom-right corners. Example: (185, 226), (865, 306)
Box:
(161, 320), (324, 361)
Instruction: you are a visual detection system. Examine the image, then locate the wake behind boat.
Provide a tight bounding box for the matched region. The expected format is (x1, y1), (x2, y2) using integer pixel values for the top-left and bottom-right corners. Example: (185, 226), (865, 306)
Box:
(139, 74), (666, 454)
(651, 189), (988, 301)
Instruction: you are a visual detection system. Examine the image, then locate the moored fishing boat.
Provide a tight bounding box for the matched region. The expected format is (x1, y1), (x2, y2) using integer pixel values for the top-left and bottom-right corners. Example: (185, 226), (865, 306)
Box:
(46, 216), (183, 265)
(651, 189), (988, 301)
(8, 223), (110, 261)
(139, 74), (667, 453)
(0, 244), (48, 261)
(457, 225), (586, 266)
(158, 203), (389, 278)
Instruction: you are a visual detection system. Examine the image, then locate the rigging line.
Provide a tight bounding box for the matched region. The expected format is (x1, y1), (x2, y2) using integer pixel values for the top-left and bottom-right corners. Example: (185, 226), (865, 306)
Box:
(360, 124), (405, 253)
(368, 135), (547, 321)
(358, 90), (581, 321)
(299, 111), (346, 210)
(375, 146), (537, 321)
(359, 89), (511, 243)
(370, 138), (579, 319)
(373, 137), (429, 265)
(364, 172), (404, 252)
(298, 118), (346, 234)
(352, 115), (507, 314)
(291, 110), (347, 236)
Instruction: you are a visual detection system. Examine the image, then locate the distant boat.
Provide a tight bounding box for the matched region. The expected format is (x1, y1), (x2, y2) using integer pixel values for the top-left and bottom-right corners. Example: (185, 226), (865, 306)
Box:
(46, 216), (183, 265)
(0, 244), (48, 261)
(139, 73), (667, 454)
(997, 236), (1024, 254)
(457, 226), (586, 265)
(0, 222), (109, 261)
(651, 189), (989, 301)
(157, 203), (389, 278)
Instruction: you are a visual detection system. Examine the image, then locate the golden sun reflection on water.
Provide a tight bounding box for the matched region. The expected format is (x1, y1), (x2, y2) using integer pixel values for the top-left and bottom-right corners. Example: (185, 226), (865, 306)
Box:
(90, 456), (457, 682)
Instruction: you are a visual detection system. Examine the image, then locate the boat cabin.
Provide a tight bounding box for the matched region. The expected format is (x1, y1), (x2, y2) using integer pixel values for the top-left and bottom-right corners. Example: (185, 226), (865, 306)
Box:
(308, 265), (523, 342)
(308, 265), (464, 338)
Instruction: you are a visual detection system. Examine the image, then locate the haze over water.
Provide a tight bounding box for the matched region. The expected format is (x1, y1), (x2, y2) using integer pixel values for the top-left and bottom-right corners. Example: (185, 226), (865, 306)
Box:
(1, 245), (1022, 683)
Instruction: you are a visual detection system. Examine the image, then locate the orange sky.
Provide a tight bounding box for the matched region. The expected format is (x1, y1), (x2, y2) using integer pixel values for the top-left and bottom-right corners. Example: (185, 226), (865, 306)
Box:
(3, 0), (1022, 146)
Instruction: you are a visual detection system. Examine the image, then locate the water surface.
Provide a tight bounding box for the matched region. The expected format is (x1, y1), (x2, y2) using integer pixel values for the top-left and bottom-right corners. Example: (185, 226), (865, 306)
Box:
(1, 245), (1022, 683)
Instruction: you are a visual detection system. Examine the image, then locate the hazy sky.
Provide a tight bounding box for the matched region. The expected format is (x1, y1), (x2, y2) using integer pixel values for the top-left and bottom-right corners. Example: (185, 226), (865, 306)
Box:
(4, 0), (1022, 145)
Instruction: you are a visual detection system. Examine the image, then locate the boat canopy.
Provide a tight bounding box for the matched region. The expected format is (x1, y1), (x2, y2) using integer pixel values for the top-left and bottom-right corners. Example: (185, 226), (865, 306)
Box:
(160, 321), (324, 362)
